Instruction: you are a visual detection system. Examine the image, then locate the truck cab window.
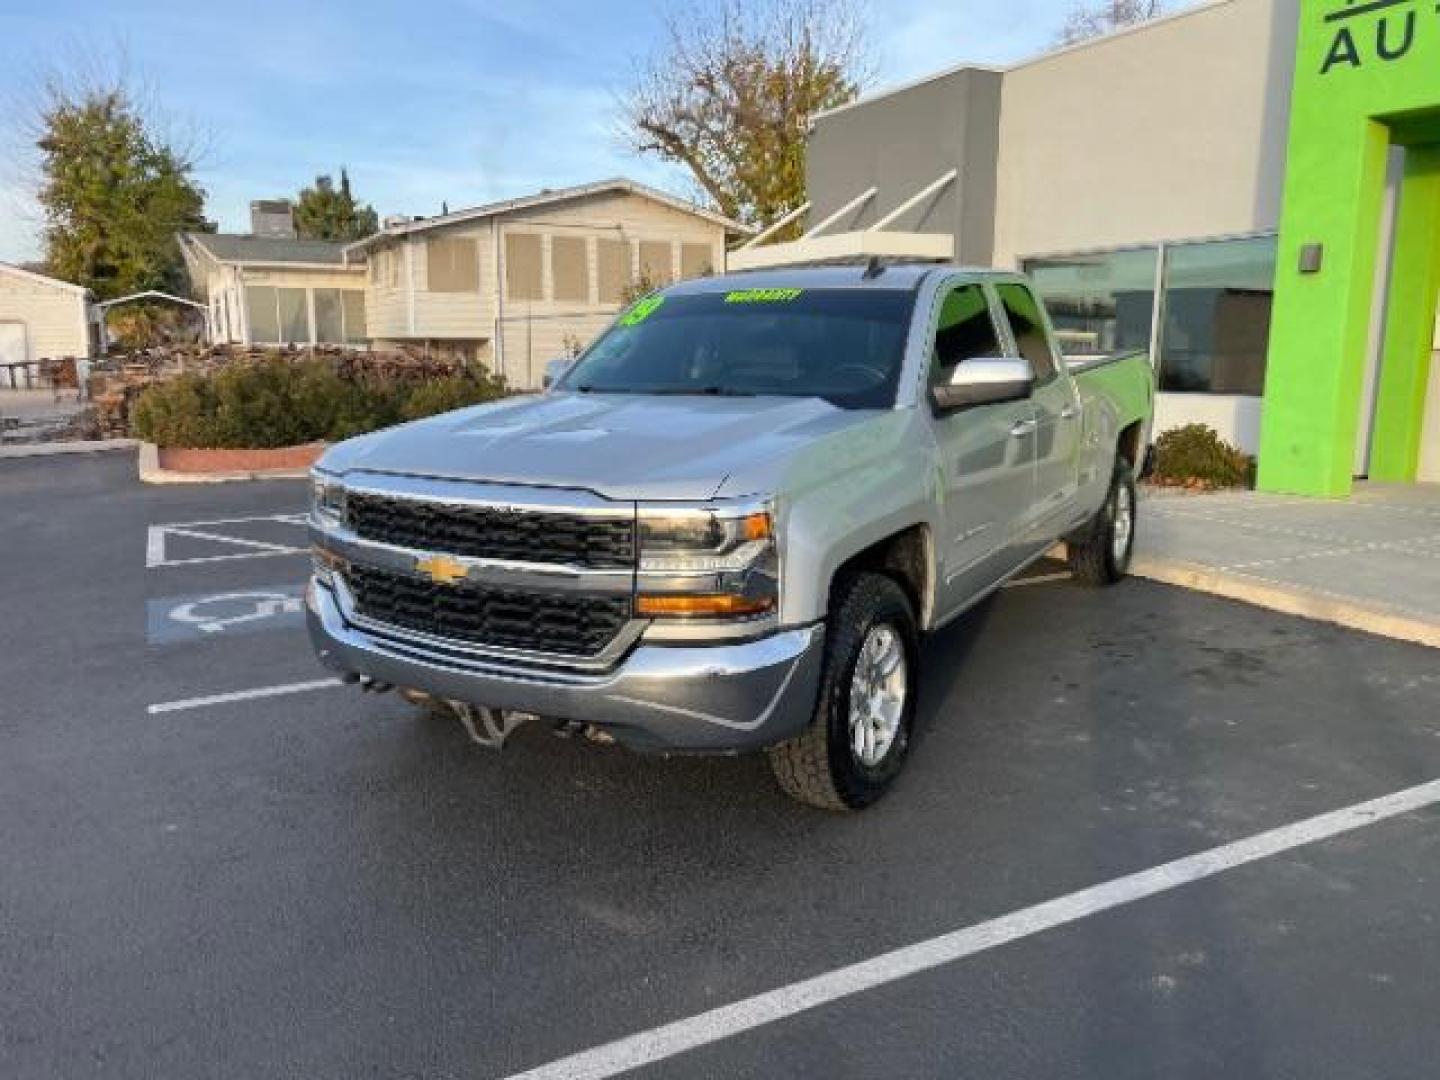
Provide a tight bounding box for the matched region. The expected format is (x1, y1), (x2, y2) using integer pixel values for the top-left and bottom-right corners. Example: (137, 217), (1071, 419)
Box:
(997, 283), (1058, 382)
(933, 284), (1003, 376)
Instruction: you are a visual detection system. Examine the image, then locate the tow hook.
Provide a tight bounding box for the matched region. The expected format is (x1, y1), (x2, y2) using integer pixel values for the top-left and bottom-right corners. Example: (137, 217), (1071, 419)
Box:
(449, 702), (532, 750)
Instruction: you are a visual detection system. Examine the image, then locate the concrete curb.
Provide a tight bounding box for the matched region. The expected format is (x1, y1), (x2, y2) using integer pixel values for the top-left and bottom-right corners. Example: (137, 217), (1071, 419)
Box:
(0, 439), (138, 460)
(1132, 554), (1440, 651)
(137, 442), (311, 485)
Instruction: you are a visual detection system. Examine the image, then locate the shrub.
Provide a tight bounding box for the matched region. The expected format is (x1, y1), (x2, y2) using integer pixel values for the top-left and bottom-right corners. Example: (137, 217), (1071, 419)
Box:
(131, 357), (508, 449)
(399, 369), (509, 422)
(1151, 424), (1254, 490)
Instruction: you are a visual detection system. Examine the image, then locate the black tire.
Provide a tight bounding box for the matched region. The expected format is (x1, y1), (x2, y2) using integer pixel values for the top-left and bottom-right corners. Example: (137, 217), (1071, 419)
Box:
(767, 573), (920, 811)
(1068, 457), (1137, 587)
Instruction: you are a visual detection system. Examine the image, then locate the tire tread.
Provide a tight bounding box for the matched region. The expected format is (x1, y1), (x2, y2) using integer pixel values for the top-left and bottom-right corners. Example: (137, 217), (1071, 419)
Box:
(1068, 457), (1135, 587)
(768, 573), (914, 811)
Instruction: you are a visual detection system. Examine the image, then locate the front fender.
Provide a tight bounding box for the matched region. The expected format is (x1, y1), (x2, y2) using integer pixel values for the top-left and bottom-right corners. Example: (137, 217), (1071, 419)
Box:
(770, 411), (940, 626)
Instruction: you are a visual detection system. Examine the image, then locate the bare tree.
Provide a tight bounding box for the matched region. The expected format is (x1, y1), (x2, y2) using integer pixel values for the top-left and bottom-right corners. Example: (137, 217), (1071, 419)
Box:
(1057, 0), (1167, 45)
(621, 0), (871, 231)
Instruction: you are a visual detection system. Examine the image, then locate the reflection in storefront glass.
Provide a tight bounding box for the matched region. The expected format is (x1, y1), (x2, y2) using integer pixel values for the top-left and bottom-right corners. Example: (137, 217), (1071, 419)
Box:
(1159, 235), (1277, 396)
(1025, 247), (1159, 358)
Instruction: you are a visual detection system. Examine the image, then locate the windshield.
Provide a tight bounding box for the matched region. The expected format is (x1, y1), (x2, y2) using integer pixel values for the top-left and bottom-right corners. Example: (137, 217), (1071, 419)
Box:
(558, 287), (917, 410)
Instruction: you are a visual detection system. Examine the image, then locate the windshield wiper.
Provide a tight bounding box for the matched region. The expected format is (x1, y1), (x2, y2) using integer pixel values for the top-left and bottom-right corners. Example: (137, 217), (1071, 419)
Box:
(644, 386), (759, 398)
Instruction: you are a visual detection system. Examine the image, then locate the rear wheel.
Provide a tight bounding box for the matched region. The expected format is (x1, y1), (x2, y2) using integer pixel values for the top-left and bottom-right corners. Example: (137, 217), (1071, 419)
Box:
(767, 573), (919, 811)
(1068, 457), (1137, 586)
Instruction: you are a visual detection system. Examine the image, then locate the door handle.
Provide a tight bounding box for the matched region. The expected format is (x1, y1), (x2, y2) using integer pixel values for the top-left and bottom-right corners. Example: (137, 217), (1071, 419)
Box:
(1059, 405), (1079, 420)
(1009, 419), (1038, 438)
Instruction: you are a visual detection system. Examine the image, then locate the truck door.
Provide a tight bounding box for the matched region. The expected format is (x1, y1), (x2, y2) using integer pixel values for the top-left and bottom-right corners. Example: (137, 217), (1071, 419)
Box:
(996, 283), (1084, 548)
(927, 282), (1038, 619)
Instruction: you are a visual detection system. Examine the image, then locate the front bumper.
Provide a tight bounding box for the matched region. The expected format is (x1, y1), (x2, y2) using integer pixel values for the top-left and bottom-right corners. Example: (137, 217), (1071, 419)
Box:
(306, 577), (824, 754)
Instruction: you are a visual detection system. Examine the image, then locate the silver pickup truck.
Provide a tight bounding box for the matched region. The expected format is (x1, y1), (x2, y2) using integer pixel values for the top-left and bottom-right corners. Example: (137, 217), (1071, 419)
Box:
(307, 264), (1154, 810)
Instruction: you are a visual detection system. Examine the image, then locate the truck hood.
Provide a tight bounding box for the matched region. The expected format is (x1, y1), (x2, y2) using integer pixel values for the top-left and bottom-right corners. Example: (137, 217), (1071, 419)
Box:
(319, 392), (881, 502)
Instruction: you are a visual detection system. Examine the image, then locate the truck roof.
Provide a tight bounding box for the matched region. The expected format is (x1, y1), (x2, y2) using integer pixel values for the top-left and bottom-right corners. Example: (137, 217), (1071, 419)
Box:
(668, 263), (1022, 296)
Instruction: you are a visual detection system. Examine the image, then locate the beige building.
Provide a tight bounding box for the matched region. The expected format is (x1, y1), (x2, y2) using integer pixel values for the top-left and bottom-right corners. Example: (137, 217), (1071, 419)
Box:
(347, 178), (749, 388)
(0, 262), (95, 382)
(180, 202), (369, 348)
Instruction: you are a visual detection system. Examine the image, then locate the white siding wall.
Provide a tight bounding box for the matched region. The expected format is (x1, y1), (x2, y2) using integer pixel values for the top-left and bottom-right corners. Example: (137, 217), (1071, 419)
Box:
(364, 245), (412, 340)
(492, 195), (724, 388)
(414, 221), (496, 339)
(0, 270), (89, 365)
(499, 311), (616, 391)
(361, 189), (730, 387)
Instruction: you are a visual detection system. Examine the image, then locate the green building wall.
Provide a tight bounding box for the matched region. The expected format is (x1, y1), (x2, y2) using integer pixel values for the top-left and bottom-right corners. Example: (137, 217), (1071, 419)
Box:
(1259, 0), (1440, 496)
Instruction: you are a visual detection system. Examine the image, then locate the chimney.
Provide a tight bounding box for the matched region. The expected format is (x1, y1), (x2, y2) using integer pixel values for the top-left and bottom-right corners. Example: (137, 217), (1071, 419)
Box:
(250, 199), (296, 239)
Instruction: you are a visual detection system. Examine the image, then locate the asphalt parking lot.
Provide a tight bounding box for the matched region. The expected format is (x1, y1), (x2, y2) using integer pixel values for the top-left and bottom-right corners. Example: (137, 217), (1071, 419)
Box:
(3, 451), (1439, 1079)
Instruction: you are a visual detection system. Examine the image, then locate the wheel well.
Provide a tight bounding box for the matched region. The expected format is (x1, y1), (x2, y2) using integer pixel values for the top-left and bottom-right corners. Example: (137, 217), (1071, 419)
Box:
(1118, 420), (1144, 468)
(832, 526), (933, 628)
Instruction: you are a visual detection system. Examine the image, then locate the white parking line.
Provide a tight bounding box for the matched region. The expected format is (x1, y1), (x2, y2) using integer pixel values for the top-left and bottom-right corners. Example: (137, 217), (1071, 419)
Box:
(501, 777), (1440, 1080)
(147, 678), (343, 715)
(145, 514), (309, 568)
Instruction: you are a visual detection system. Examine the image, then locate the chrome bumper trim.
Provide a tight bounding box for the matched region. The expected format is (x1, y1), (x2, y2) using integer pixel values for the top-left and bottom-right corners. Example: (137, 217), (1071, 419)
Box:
(310, 517), (634, 596)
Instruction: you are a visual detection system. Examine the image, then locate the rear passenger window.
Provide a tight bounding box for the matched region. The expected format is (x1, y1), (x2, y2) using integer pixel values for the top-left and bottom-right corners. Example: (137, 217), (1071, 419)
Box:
(933, 284), (1003, 375)
(997, 284), (1058, 381)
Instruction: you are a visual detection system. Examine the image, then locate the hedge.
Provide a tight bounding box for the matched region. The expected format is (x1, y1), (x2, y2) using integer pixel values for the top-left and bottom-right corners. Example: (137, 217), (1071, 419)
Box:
(130, 357), (508, 449)
(1151, 424), (1255, 490)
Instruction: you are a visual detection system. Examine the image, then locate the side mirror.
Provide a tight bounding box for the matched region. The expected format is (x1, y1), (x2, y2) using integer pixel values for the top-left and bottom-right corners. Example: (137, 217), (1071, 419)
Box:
(543, 357), (575, 391)
(931, 358), (1035, 413)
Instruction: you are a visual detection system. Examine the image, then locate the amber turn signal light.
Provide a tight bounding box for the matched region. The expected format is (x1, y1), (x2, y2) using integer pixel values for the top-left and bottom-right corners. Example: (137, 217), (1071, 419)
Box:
(636, 593), (775, 618)
(739, 512), (773, 542)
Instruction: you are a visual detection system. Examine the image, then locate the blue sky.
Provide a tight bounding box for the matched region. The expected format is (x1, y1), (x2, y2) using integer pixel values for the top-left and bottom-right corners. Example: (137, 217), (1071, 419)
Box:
(0, 0), (1091, 263)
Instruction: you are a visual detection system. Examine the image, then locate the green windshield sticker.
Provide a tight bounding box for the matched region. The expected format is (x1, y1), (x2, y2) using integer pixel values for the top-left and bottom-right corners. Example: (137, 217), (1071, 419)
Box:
(619, 295), (665, 326)
(724, 288), (803, 304)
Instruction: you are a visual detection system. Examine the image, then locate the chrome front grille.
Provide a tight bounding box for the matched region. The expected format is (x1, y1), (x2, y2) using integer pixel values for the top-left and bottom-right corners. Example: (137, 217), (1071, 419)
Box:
(344, 492), (636, 569)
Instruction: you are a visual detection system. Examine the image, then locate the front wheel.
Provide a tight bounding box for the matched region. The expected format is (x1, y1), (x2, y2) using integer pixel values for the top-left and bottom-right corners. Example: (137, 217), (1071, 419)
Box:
(1068, 458), (1137, 586)
(767, 573), (919, 811)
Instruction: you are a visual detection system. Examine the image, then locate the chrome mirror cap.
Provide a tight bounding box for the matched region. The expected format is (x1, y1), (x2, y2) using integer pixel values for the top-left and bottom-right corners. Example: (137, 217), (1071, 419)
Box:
(931, 357), (1035, 412)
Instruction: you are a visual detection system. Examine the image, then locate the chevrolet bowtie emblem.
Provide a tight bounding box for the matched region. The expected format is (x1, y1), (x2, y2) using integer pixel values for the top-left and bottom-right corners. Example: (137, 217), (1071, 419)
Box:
(415, 554), (469, 586)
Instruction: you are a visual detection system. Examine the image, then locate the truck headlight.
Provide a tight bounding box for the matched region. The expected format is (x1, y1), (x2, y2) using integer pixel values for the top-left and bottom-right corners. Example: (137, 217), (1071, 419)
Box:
(310, 470), (346, 523)
(636, 504), (778, 620)
(638, 509), (772, 572)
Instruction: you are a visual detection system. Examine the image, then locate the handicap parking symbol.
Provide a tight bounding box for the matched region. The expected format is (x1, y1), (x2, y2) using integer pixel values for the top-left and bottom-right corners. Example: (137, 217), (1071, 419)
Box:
(146, 585), (308, 645)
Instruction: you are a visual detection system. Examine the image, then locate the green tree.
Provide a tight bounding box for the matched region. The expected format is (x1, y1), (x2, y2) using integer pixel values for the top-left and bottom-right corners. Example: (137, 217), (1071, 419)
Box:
(293, 169), (380, 241)
(622, 0), (869, 232)
(1057, 0), (1167, 45)
(35, 83), (211, 300)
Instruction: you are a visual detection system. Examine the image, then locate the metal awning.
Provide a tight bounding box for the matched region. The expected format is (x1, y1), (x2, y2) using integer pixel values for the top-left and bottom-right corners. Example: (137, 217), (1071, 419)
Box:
(729, 230), (954, 272)
(729, 171), (957, 272)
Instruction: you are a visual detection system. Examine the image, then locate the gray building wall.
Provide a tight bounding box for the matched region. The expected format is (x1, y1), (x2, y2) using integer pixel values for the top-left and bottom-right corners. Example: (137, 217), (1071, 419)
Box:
(805, 67), (1003, 264)
(802, 0), (1298, 270)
